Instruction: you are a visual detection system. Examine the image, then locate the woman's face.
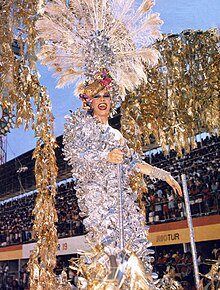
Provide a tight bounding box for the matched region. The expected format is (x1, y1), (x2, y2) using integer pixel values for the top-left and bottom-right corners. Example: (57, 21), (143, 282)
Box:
(91, 88), (111, 121)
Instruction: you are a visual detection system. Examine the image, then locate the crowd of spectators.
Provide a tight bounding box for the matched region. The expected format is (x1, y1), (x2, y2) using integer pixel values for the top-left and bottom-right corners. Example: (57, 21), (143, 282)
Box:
(155, 250), (195, 286)
(2, 244), (219, 289)
(144, 135), (220, 223)
(154, 243), (220, 289)
(0, 135), (219, 247)
(0, 180), (85, 247)
(0, 262), (28, 290)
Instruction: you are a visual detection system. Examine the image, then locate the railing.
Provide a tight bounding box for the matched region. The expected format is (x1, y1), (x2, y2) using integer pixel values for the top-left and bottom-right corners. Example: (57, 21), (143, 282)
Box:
(146, 190), (220, 224)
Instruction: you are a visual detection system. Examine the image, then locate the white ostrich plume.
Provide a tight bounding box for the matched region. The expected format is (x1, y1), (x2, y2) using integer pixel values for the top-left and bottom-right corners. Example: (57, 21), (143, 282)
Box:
(36, 0), (163, 100)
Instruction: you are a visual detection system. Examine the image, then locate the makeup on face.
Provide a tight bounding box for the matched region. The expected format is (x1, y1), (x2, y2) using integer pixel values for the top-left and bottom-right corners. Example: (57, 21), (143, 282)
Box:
(90, 88), (112, 123)
(92, 93), (111, 99)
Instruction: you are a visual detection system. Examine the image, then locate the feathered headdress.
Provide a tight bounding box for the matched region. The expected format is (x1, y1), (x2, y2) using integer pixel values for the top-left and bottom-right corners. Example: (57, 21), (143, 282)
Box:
(36, 0), (163, 105)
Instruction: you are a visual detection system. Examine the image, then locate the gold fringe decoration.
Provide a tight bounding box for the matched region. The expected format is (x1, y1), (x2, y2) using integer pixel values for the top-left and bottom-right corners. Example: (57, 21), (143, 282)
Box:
(121, 28), (220, 156)
(121, 28), (219, 213)
(28, 85), (58, 290)
(0, 1), (59, 289)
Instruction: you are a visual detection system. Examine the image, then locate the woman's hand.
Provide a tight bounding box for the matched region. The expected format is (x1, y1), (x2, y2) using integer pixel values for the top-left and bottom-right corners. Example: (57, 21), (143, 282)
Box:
(165, 175), (182, 196)
(107, 148), (124, 164)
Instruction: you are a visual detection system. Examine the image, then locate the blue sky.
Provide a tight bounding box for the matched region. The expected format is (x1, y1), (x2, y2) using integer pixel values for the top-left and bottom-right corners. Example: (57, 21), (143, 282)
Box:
(6, 0), (220, 161)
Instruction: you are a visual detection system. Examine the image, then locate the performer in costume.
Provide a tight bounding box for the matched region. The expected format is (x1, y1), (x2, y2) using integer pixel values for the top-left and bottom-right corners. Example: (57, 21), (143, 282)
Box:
(36, 0), (182, 288)
(63, 76), (182, 289)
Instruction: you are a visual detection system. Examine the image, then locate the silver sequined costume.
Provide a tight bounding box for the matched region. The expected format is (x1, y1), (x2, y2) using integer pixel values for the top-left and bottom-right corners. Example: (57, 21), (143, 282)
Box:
(63, 110), (167, 287)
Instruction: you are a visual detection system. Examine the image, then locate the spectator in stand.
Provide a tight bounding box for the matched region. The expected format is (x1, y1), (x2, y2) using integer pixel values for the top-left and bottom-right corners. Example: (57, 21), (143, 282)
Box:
(162, 193), (169, 220)
(156, 186), (163, 199)
(211, 243), (220, 259)
(3, 263), (9, 286)
(11, 279), (19, 290)
(20, 263), (29, 290)
(216, 249), (220, 261)
(174, 251), (183, 265)
(148, 190), (155, 212)
(181, 252), (195, 288)
(190, 183), (199, 196)
(197, 251), (206, 275)
(174, 197), (184, 218)
(167, 190), (175, 218)
(156, 252), (167, 278)
(0, 264), (3, 288)
(189, 183), (201, 215)
(166, 251), (175, 265)
(153, 193), (162, 220)
(211, 178), (219, 193)
(202, 184), (213, 212)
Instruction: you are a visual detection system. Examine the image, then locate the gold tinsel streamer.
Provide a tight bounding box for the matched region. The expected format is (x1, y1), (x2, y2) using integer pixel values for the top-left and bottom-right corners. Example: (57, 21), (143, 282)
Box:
(121, 28), (220, 156)
(122, 29), (219, 216)
(0, 1), (60, 289)
(27, 84), (59, 290)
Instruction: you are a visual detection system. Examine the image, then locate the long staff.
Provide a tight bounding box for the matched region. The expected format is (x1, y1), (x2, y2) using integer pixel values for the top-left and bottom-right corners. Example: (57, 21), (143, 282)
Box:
(181, 174), (201, 289)
(117, 164), (125, 250)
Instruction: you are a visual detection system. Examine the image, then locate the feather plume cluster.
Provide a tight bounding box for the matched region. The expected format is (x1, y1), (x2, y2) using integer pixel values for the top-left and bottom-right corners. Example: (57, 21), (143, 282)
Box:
(36, 0), (163, 102)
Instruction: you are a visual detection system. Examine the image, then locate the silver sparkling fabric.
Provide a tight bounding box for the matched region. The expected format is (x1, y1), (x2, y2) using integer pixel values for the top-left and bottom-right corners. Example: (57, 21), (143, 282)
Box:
(63, 110), (155, 288)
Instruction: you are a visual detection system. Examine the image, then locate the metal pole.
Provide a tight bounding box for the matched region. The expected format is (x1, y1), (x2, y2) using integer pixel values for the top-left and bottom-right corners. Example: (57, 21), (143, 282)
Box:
(181, 174), (201, 289)
(18, 259), (21, 283)
(117, 164), (125, 249)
